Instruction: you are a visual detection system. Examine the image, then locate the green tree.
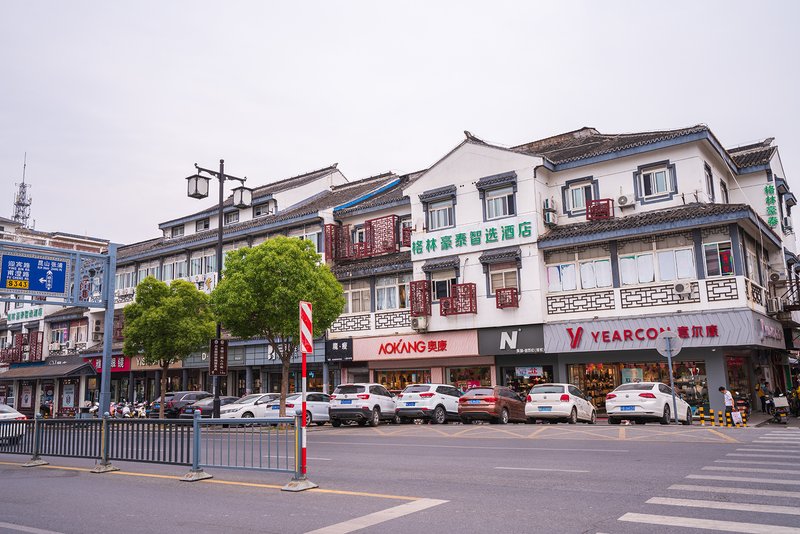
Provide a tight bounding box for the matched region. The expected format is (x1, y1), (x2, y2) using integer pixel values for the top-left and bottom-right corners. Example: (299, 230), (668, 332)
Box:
(211, 237), (344, 415)
(123, 277), (216, 418)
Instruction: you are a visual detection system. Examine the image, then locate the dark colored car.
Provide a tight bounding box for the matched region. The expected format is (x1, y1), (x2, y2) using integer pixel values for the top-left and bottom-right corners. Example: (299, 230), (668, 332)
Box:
(458, 386), (526, 424)
(179, 396), (239, 419)
(149, 391), (212, 418)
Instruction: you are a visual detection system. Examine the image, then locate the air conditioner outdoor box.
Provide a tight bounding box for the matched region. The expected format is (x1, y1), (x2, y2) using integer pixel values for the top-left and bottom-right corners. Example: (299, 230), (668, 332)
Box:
(617, 193), (636, 208)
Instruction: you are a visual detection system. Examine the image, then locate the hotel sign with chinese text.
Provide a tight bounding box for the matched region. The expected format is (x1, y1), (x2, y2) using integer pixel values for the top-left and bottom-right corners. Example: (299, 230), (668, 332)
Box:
(410, 217), (534, 261)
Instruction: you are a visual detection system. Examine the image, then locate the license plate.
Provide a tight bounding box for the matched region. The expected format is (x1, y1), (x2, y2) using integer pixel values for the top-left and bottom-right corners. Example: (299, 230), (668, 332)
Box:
(405, 402), (416, 407)
(341, 399), (352, 405)
(271, 405), (280, 410)
(469, 399), (481, 404)
(538, 406), (552, 412)
(621, 406), (635, 411)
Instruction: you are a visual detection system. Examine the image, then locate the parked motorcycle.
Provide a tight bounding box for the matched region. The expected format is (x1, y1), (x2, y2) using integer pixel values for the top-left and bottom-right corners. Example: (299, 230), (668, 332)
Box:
(733, 391), (751, 417)
(134, 402), (147, 418)
(771, 394), (790, 424)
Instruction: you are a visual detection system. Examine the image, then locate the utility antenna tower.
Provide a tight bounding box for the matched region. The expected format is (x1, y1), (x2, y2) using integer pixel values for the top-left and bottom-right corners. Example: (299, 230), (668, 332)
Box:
(12, 153), (32, 227)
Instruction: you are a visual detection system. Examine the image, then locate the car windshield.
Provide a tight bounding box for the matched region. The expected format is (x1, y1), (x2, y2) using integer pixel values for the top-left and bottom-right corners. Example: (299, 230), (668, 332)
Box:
(531, 385), (564, 394)
(403, 385), (431, 393)
(0, 404), (17, 414)
(334, 385), (365, 394)
(466, 388), (495, 396)
(615, 383), (655, 391)
(234, 394), (263, 404)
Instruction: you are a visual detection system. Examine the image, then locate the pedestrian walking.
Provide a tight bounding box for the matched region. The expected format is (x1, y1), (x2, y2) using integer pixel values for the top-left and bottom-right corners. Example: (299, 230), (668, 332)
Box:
(756, 382), (767, 413)
(719, 386), (735, 426)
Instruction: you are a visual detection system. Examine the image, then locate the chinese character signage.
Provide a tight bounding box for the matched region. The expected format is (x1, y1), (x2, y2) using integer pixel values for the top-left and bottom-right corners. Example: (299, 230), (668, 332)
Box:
(325, 338), (353, 362)
(209, 339), (228, 376)
(764, 184), (779, 228)
(6, 306), (44, 324)
(353, 330), (479, 361)
(86, 356), (131, 372)
(0, 253), (69, 297)
(410, 218), (534, 260)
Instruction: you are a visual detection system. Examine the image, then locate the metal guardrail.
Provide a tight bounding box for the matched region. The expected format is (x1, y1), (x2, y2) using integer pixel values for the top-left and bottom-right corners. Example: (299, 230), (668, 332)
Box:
(0, 412), (314, 490)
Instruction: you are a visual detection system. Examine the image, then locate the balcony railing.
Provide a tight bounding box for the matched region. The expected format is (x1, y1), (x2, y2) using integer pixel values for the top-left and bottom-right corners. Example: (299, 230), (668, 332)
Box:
(496, 287), (519, 309)
(402, 226), (412, 248)
(440, 283), (478, 316)
(409, 280), (431, 317)
(586, 198), (614, 220)
(324, 215), (400, 262)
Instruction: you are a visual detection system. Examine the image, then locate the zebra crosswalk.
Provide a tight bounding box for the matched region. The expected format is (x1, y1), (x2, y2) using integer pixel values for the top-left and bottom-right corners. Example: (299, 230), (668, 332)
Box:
(610, 427), (800, 533)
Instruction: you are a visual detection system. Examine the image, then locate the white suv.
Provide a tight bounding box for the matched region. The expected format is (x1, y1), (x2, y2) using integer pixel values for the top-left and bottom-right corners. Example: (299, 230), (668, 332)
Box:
(329, 383), (397, 427)
(396, 383), (462, 424)
(525, 383), (597, 424)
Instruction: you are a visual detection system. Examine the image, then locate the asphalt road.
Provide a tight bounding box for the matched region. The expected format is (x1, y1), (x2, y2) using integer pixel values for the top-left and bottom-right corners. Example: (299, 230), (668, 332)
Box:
(1, 421), (799, 534)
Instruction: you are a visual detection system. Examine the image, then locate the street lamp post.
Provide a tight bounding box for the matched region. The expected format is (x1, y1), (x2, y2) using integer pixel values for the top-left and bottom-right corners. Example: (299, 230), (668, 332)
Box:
(186, 159), (252, 418)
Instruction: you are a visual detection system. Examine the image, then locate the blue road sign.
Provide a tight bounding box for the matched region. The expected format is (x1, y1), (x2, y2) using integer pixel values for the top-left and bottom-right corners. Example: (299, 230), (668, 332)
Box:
(0, 253), (69, 297)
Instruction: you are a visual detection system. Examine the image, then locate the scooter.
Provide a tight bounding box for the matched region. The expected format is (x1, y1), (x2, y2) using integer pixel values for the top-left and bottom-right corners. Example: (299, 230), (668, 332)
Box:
(771, 394), (790, 424)
(733, 391), (751, 418)
(134, 403), (147, 418)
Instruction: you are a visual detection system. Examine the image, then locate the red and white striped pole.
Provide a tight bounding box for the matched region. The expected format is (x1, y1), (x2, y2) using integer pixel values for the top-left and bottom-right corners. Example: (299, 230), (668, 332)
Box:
(298, 301), (313, 477)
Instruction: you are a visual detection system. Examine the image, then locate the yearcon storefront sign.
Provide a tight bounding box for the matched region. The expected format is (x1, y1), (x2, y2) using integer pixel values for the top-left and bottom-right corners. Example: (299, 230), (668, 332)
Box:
(544, 310), (785, 353)
(353, 330), (478, 361)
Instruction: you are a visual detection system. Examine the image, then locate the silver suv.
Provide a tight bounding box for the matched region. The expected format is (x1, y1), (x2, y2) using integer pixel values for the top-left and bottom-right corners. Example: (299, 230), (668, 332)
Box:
(329, 383), (397, 427)
(396, 383), (462, 424)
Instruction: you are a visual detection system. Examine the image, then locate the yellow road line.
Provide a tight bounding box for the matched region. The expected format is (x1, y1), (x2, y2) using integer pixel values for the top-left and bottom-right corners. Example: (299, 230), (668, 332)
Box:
(704, 428), (740, 443)
(527, 427), (549, 439)
(0, 461), (417, 501)
(619, 427), (626, 440)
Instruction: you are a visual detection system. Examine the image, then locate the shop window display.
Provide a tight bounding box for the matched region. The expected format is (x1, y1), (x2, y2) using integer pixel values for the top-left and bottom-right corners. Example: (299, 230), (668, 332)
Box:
(501, 366), (554, 395)
(448, 366), (491, 392)
(375, 369), (431, 393)
(726, 356), (751, 397)
(569, 364), (618, 413)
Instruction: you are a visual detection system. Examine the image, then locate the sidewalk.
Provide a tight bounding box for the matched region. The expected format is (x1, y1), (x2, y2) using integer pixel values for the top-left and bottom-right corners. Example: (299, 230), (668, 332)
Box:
(747, 410), (800, 428)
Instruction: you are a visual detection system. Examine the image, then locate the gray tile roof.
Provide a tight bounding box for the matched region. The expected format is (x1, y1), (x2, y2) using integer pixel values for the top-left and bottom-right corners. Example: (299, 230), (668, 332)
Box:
(118, 173), (401, 261)
(538, 203), (752, 246)
(727, 139), (776, 168)
(513, 125), (710, 165)
(330, 251), (412, 280)
(333, 171), (425, 217)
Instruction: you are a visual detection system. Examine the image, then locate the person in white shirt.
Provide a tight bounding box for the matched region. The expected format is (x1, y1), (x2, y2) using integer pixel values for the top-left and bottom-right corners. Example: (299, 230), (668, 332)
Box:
(719, 386), (734, 426)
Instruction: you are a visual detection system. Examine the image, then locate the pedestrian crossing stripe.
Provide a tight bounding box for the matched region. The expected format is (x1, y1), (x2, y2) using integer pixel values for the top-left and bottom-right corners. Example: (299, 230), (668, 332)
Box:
(619, 513), (800, 533)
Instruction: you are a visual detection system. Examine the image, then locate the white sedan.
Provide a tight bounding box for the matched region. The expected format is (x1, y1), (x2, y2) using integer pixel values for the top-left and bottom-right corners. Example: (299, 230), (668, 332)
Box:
(219, 393), (280, 419)
(263, 393), (331, 426)
(525, 383), (597, 424)
(0, 403), (27, 445)
(606, 382), (692, 425)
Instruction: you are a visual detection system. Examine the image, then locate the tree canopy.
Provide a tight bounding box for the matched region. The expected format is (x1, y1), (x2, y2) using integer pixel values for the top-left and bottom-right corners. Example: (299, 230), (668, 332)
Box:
(123, 277), (216, 417)
(211, 236), (344, 414)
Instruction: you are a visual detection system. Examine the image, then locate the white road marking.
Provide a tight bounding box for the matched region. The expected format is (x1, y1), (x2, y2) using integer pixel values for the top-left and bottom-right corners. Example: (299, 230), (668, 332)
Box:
(686, 474), (800, 485)
(648, 496), (800, 516)
(304, 498), (448, 534)
(736, 448), (800, 453)
(702, 466), (800, 475)
(669, 484), (800, 499)
(307, 457), (332, 461)
(495, 466), (590, 473)
(728, 453), (800, 459)
(0, 523), (64, 534)
(313, 440), (628, 453)
(716, 459), (800, 466)
(619, 512), (800, 533)
(753, 440), (800, 444)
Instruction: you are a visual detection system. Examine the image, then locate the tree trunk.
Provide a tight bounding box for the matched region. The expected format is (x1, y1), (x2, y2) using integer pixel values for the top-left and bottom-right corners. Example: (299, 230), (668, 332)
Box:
(159, 361), (169, 419)
(280, 355), (290, 417)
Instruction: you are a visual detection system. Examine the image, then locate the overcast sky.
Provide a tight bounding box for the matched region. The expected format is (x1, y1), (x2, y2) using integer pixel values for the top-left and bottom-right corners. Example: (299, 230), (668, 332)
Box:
(2, 1), (798, 245)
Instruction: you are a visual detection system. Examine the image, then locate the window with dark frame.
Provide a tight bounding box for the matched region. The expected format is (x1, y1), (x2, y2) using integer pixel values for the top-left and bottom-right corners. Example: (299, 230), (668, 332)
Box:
(170, 225), (184, 238)
(704, 241), (734, 277)
(705, 164), (715, 202)
(484, 186), (516, 220)
(720, 181), (729, 203)
(223, 211), (239, 226)
(196, 218), (210, 232)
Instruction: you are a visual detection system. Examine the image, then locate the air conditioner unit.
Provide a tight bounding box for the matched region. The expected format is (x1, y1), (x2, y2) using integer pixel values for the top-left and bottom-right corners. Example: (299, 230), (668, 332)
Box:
(769, 271), (785, 283)
(544, 211), (557, 227)
(673, 282), (692, 296)
(784, 216), (793, 230)
(94, 320), (102, 332)
(767, 298), (783, 315)
(618, 193), (635, 208)
(543, 198), (557, 212)
(410, 316), (427, 332)
(48, 342), (61, 351)
(66, 340), (75, 349)
(92, 332), (103, 342)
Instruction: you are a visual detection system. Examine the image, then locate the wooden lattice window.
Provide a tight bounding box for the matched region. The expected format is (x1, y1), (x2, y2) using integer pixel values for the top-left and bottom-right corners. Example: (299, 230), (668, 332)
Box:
(402, 226), (412, 247)
(495, 287), (519, 309)
(410, 280), (431, 317)
(586, 198), (614, 220)
(367, 215), (399, 256)
(440, 283), (478, 316)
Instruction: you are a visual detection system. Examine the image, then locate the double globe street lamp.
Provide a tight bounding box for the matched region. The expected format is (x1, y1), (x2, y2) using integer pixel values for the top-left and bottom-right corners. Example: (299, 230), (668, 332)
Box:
(186, 160), (252, 418)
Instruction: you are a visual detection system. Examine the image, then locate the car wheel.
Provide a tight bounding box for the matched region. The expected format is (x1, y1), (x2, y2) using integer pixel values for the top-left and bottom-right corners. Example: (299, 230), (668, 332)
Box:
(660, 404), (671, 425)
(460, 416), (471, 424)
(242, 412), (254, 418)
(392, 415), (402, 425)
(608, 417), (621, 425)
(499, 408), (509, 424)
(432, 406), (446, 425)
(527, 418), (536, 424)
(588, 411), (596, 425)
(304, 411), (312, 426)
(681, 408), (692, 426)
(331, 419), (342, 428)
(568, 408), (578, 424)
(368, 408), (381, 427)
(315, 421), (326, 426)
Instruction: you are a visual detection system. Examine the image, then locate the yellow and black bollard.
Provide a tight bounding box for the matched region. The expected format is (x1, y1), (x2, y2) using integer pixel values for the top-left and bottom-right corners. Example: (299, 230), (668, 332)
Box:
(709, 409), (715, 427)
(699, 407), (705, 426)
(742, 410), (748, 427)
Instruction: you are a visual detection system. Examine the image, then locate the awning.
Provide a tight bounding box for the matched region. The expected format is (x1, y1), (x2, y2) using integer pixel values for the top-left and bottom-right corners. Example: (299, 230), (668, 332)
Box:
(0, 362), (96, 381)
(479, 245), (521, 266)
(421, 256), (460, 273)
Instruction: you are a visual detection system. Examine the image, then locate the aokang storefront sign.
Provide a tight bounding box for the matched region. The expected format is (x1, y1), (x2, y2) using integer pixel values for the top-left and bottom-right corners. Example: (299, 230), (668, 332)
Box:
(354, 330), (478, 361)
(544, 310), (785, 353)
